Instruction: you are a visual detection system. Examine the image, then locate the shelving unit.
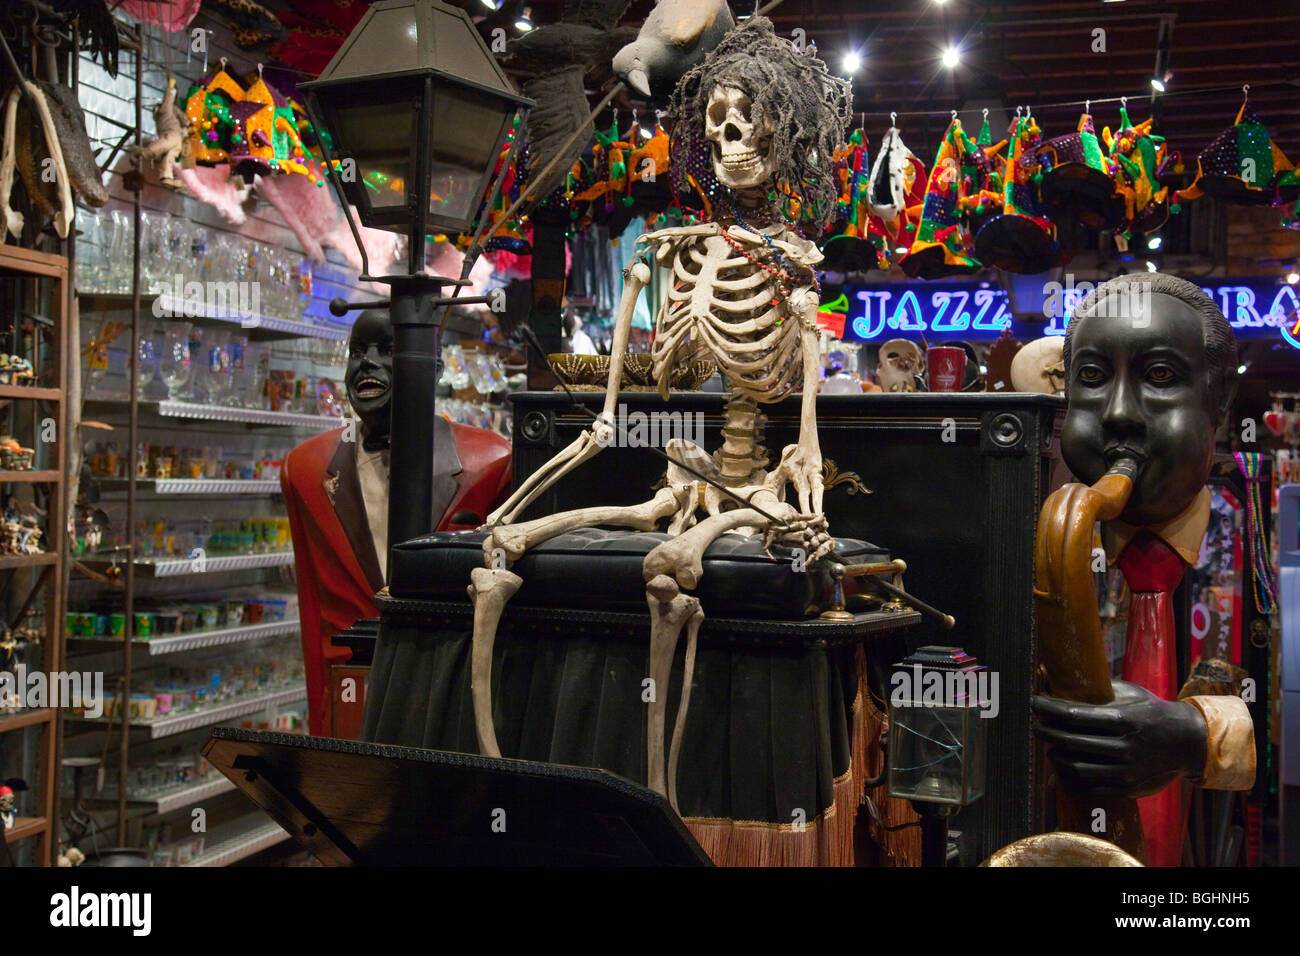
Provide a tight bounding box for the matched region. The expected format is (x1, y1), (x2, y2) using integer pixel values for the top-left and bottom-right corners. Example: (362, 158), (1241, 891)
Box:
(97, 478), (282, 494)
(0, 242), (70, 868)
(92, 774), (237, 816)
(153, 292), (349, 342)
(69, 617), (300, 656)
(181, 819), (289, 867)
(67, 685), (307, 739)
(77, 550), (294, 578)
(83, 399), (342, 430)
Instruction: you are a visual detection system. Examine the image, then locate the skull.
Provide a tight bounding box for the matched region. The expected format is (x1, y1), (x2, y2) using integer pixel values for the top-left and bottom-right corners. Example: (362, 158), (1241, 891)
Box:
(876, 339), (923, 392)
(705, 85), (774, 190)
(1010, 336), (1066, 395)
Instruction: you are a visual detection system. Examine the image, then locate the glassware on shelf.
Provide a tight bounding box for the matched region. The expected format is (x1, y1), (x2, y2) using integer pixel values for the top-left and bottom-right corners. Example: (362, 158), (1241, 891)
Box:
(242, 342), (268, 410)
(137, 321), (171, 401)
(223, 334), (249, 407)
(440, 343), (470, 389)
(160, 321), (193, 399)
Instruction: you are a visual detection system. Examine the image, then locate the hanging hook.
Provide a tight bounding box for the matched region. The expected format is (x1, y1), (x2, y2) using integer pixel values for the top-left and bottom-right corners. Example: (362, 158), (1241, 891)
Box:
(1242, 83), (1250, 100)
(951, 109), (958, 121)
(257, 62), (264, 78)
(1121, 95), (1127, 108)
(890, 111), (897, 127)
(983, 107), (989, 119)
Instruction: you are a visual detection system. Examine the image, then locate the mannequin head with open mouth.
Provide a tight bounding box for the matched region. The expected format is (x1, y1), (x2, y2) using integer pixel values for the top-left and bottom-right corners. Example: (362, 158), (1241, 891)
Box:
(346, 309), (394, 448)
(1060, 272), (1237, 526)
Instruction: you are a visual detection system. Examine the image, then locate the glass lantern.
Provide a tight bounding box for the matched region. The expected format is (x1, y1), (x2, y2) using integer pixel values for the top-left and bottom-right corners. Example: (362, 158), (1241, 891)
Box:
(887, 645), (990, 809)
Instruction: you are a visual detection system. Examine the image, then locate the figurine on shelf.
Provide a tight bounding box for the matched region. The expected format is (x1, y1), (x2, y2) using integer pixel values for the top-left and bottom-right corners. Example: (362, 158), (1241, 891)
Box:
(1030, 272), (1254, 867)
(0, 354), (35, 387)
(280, 310), (514, 737)
(0, 784), (17, 830)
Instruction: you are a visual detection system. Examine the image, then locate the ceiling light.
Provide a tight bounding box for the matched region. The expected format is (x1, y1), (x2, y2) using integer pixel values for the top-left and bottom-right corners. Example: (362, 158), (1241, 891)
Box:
(1150, 77), (1166, 93)
(895, 246), (910, 255)
(1145, 260), (1158, 273)
(514, 6), (532, 30)
(1147, 235), (1162, 250)
(1237, 363), (1248, 375)
(1287, 271), (1299, 285)
(941, 46), (960, 69)
(478, 0), (497, 9)
(842, 51), (861, 74)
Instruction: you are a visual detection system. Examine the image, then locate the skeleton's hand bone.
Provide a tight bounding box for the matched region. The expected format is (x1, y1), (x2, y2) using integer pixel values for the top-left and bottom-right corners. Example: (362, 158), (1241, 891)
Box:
(484, 418), (611, 526)
(772, 441), (825, 516)
(764, 511), (834, 564)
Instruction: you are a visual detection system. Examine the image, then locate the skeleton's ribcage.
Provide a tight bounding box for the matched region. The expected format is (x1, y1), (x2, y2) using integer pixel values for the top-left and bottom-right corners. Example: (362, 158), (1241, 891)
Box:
(650, 235), (804, 400)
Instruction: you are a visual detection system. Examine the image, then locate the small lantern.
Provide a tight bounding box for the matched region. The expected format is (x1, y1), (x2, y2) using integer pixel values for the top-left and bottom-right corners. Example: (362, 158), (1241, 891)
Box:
(887, 645), (990, 809)
(300, 0), (532, 237)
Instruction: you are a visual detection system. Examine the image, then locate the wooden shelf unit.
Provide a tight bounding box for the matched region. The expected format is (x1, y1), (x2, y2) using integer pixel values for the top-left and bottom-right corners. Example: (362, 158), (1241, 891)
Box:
(0, 243), (70, 867)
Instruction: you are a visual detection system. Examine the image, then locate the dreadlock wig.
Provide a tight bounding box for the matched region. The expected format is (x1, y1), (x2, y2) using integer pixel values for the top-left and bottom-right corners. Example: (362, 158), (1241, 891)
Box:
(666, 17), (852, 229)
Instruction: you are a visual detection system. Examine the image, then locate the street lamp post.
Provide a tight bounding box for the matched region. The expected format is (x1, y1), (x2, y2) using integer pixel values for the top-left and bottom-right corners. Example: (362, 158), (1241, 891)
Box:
(301, 0), (532, 556)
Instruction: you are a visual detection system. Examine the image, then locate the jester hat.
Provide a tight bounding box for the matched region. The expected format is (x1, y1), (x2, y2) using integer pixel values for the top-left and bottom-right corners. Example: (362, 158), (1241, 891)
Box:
(1037, 111), (1123, 231)
(1180, 99), (1299, 206)
(976, 111), (1063, 274)
(899, 117), (999, 279)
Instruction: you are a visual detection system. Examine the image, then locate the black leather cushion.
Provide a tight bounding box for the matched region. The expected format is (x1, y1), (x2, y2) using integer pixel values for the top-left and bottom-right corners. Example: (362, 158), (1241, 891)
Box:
(389, 527), (887, 620)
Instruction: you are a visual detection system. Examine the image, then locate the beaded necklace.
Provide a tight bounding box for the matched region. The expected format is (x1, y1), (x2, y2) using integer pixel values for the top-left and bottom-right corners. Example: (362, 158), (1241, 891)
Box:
(1233, 450), (1278, 615)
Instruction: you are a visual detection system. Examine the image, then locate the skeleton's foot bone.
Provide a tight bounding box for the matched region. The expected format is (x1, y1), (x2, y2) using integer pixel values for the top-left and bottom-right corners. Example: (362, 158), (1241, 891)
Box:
(645, 574), (702, 811)
(467, 567), (522, 758)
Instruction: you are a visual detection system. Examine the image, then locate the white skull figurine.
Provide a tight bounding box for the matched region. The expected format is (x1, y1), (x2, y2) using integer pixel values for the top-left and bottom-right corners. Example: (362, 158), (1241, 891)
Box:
(705, 85), (774, 190)
(1010, 336), (1066, 395)
(876, 339), (923, 392)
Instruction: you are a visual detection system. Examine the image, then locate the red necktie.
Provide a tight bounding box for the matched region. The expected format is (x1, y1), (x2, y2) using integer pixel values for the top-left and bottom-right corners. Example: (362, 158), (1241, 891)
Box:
(1116, 530), (1189, 867)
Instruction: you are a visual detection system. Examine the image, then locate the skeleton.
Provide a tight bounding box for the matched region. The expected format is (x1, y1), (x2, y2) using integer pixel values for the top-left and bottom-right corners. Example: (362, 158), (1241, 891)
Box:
(469, 64), (846, 810)
(1010, 335), (1066, 395)
(876, 338), (924, 392)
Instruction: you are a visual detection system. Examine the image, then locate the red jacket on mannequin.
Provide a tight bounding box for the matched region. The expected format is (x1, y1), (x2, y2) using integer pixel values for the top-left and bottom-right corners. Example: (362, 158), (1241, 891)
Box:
(282, 415), (511, 736)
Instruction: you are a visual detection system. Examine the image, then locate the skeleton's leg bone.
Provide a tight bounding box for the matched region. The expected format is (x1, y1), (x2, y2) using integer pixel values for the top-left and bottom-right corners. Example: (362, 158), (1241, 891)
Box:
(488, 487), (682, 562)
(467, 567), (522, 758)
(665, 602), (704, 813)
(643, 508), (775, 589)
(645, 574), (700, 808)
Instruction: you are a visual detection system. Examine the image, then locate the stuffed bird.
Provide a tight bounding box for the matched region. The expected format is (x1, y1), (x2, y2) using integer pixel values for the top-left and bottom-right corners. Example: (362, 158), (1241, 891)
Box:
(613, 0), (736, 101)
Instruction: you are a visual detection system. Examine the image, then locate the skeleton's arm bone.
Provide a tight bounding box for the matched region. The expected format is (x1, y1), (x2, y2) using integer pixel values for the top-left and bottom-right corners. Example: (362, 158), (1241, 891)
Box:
(600, 258), (650, 423)
(483, 258), (650, 526)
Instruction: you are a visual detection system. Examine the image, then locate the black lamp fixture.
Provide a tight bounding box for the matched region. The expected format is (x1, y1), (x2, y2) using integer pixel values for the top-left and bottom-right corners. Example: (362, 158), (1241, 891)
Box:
(301, 0), (532, 556)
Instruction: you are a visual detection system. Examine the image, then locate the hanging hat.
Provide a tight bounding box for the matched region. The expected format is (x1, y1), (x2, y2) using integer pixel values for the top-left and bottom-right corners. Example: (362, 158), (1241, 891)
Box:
(899, 118), (996, 279)
(1102, 103), (1172, 237)
(1179, 97), (1297, 206)
(863, 126), (927, 270)
(822, 129), (881, 272)
(975, 111), (1063, 274)
(1037, 110), (1123, 231)
(184, 66), (245, 166)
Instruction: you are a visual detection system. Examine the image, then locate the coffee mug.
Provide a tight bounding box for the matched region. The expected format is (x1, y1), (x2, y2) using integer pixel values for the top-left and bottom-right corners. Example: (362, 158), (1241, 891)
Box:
(927, 346), (967, 392)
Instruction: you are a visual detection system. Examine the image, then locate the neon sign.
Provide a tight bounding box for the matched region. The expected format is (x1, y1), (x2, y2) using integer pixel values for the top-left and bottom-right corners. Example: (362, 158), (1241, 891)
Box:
(841, 279), (1300, 349)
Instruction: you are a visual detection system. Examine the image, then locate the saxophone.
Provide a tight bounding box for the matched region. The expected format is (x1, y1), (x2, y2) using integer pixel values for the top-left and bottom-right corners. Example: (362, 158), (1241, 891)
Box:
(1032, 457), (1146, 860)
